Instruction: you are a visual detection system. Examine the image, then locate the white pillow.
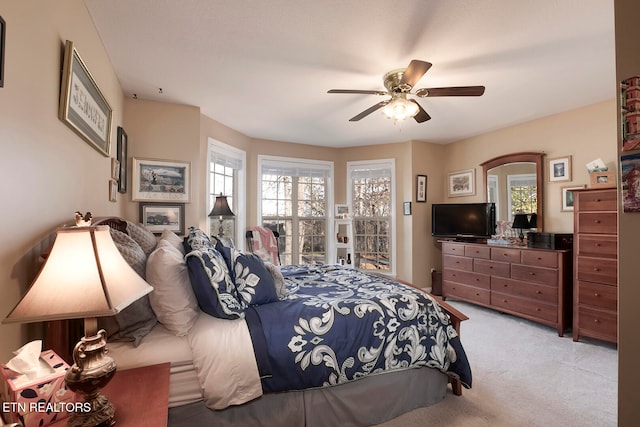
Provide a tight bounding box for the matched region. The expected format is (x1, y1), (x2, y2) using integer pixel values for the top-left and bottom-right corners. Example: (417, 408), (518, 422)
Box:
(159, 229), (185, 255)
(146, 240), (199, 335)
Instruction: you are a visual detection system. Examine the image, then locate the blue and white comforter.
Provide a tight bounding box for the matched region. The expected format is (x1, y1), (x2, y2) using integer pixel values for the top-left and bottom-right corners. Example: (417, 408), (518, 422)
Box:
(245, 265), (471, 393)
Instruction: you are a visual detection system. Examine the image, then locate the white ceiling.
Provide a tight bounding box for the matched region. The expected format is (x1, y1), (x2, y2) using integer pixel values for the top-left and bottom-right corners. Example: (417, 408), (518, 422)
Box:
(85, 0), (616, 148)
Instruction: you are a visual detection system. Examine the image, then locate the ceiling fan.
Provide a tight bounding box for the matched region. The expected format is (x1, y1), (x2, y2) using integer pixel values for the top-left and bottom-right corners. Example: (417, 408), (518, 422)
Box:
(328, 59), (485, 123)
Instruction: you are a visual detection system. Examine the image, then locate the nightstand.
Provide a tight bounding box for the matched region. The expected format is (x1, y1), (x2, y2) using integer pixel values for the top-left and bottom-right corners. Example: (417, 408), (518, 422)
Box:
(51, 363), (170, 427)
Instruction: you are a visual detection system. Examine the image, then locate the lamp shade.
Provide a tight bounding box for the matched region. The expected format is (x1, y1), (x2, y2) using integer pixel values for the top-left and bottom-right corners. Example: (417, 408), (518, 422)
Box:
(3, 226), (153, 324)
(382, 95), (419, 121)
(512, 213), (531, 230)
(528, 213), (538, 229)
(208, 193), (235, 218)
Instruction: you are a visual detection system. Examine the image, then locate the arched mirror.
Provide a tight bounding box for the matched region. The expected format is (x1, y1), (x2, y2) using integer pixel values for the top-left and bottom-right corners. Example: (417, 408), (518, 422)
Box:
(481, 152), (544, 232)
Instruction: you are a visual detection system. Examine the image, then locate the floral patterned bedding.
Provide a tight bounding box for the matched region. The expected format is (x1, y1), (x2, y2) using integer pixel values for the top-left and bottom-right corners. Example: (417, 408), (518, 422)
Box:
(245, 265), (472, 393)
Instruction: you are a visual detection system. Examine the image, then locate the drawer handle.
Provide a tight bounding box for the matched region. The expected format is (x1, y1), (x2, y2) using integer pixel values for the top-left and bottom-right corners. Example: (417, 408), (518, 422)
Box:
(594, 293), (600, 297)
(594, 220), (601, 224)
(593, 267), (600, 272)
(536, 308), (541, 312)
(595, 243), (602, 247)
(503, 299), (508, 303)
(594, 319), (600, 323)
(536, 290), (542, 294)
(529, 272), (536, 276)
(537, 257), (542, 260)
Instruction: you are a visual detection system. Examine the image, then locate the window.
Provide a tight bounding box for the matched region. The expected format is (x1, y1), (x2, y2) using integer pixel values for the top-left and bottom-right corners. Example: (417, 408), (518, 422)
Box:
(507, 174), (536, 221)
(347, 160), (395, 274)
(258, 156), (333, 265)
(208, 139), (246, 247)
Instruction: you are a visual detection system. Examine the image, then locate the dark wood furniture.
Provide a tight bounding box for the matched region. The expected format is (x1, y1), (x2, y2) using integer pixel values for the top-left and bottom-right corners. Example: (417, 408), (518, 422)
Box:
(441, 241), (572, 336)
(51, 363), (170, 427)
(572, 188), (618, 344)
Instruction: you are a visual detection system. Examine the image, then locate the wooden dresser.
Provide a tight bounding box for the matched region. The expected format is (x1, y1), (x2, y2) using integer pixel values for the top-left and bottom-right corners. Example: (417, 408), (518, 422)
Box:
(572, 188), (618, 344)
(441, 241), (572, 336)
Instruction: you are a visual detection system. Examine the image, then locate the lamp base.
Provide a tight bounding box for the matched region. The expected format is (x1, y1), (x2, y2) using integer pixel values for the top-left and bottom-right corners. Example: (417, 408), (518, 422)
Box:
(65, 329), (116, 427)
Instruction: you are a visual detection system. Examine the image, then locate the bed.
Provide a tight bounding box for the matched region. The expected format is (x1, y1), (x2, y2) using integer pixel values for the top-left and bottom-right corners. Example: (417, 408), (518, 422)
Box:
(50, 217), (471, 427)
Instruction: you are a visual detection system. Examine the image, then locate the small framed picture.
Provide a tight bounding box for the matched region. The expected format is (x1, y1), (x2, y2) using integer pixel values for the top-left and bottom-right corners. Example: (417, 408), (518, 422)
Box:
(139, 202), (185, 235)
(589, 171), (615, 188)
(416, 175), (427, 202)
(116, 126), (128, 193)
(108, 179), (117, 202)
(561, 185), (585, 211)
(110, 158), (120, 180)
(448, 169), (475, 197)
(403, 202), (412, 215)
(335, 204), (350, 218)
(549, 156), (572, 182)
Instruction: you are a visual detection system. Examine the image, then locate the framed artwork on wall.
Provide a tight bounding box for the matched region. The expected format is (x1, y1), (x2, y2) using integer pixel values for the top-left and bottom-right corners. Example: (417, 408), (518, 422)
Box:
(133, 157), (191, 202)
(139, 202), (185, 235)
(58, 40), (113, 157)
(108, 179), (117, 202)
(117, 126), (128, 193)
(416, 174), (427, 202)
(561, 185), (585, 212)
(548, 156), (572, 182)
(621, 152), (640, 212)
(448, 169), (475, 197)
(0, 16), (6, 88)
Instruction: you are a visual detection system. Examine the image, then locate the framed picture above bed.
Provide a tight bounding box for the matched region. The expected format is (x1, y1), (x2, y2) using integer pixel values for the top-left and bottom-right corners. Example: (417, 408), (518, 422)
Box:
(139, 202), (185, 235)
(133, 157), (190, 202)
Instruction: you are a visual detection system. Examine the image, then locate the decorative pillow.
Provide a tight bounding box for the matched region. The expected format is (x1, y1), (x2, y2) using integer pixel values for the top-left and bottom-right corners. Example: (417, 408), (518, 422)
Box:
(126, 221), (158, 256)
(229, 250), (279, 307)
(185, 249), (245, 319)
(160, 229), (185, 255)
(107, 228), (157, 346)
(264, 262), (286, 300)
(183, 226), (214, 254)
(146, 240), (200, 336)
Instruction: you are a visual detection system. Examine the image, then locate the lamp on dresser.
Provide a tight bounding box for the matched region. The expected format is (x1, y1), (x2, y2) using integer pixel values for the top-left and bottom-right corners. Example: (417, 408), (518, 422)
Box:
(512, 213), (531, 244)
(208, 193), (235, 238)
(2, 225), (153, 427)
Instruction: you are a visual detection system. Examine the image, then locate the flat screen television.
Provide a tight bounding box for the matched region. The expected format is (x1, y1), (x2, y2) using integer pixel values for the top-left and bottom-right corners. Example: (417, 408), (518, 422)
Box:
(432, 202), (496, 240)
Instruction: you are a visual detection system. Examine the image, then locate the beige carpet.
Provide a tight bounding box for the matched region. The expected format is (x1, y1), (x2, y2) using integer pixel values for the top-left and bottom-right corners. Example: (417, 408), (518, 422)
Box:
(378, 301), (618, 427)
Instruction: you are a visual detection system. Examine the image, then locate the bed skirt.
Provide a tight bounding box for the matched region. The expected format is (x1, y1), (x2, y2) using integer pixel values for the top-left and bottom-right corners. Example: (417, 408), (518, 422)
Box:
(168, 366), (448, 427)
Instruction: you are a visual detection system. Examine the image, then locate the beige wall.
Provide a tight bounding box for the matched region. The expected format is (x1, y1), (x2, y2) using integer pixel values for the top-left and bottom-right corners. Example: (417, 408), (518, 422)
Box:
(615, 0), (640, 424)
(0, 0), (125, 361)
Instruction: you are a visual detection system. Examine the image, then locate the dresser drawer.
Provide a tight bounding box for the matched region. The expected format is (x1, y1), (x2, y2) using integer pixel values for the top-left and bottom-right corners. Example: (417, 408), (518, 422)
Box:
(443, 281), (490, 305)
(576, 189), (617, 211)
(491, 293), (557, 323)
(464, 245), (491, 259)
(443, 269), (490, 290)
(577, 234), (617, 258)
(577, 212), (617, 234)
(474, 259), (510, 277)
(443, 254), (473, 272)
(577, 306), (617, 341)
(511, 264), (558, 286)
(491, 247), (521, 264)
(576, 256), (618, 286)
(577, 281), (617, 311)
(442, 242), (465, 256)
(521, 250), (558, 268)
(491, 276), (557, 304)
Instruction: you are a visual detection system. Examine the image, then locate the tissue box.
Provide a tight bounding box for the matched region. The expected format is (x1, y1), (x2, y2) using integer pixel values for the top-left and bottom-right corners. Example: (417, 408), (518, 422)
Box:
(0, 350), (75, 427)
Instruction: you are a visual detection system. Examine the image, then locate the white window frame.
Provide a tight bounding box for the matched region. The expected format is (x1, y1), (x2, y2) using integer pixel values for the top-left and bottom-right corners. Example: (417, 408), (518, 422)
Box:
(207, 138), (246, 249)
(257, 155), (334, 265)
(346, 159), (396, 276)
(506, 173), (536, 222)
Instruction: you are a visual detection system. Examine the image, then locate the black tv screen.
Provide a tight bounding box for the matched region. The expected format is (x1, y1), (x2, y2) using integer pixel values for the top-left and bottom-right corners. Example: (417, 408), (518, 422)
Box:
(432, 203), (496, 239)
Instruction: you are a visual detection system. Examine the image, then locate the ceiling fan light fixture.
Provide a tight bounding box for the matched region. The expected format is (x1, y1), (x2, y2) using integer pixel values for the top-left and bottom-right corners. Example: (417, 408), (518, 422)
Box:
(382, 95), (419, 121)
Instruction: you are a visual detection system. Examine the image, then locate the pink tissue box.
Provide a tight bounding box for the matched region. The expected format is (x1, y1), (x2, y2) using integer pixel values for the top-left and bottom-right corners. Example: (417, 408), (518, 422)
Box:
(0, 350), (75, 427)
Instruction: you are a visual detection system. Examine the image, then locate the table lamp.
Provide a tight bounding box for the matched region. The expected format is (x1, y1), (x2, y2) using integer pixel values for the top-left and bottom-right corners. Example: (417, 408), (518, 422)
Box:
(3, 225), (153, 427)
(512, 213), (531, 244)
(208, 193), (235, 238)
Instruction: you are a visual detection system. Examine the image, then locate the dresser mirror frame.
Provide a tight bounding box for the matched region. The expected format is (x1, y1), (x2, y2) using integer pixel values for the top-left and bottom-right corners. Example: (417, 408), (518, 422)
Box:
(481, 152), (544, 232)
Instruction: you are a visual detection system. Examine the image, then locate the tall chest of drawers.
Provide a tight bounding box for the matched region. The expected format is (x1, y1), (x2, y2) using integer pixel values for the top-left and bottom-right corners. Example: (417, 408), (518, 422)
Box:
(572, 188), (618, 344)
(441, 241), (572, 336)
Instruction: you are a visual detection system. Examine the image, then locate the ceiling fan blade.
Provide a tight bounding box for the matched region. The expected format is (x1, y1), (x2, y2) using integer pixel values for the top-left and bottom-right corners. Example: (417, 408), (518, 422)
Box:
(411, 100), (431, 123)
(399, 60), (432, 88)
(328, 89), (388, 96)
(349, 100), (390, 122)
(415, 86), (485, 97)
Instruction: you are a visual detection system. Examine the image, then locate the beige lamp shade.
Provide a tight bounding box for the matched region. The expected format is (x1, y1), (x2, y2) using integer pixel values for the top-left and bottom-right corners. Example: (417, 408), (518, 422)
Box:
(3, 225), (153, 324)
